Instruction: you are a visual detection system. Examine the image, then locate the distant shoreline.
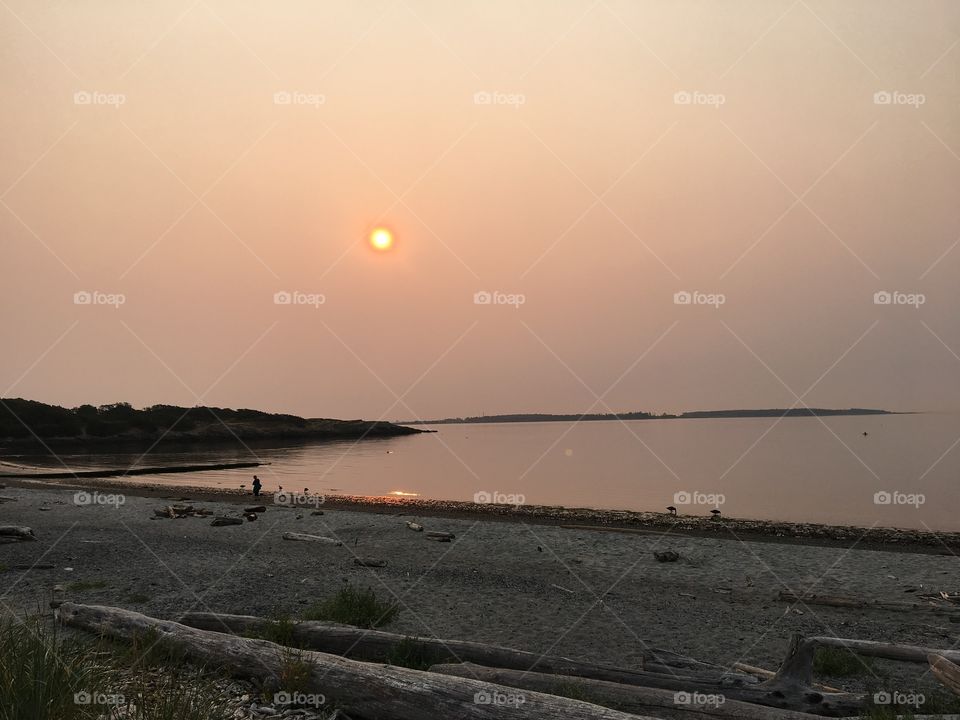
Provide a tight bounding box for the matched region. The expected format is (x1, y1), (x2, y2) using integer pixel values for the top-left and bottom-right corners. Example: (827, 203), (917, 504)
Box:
(404, 407), (903, 425)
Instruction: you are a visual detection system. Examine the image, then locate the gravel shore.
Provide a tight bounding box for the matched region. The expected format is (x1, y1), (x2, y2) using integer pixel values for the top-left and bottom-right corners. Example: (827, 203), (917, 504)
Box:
(2, 482), (958, 703)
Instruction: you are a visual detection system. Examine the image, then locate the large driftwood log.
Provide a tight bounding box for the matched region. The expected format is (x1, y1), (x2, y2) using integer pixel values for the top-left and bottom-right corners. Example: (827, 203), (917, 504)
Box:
(433, 663), (823, 720)
(178, 612), (663, 683)
(778, 591), (960, 618)
(59, 603), (651, 720)
(177, 611), (727, 679)
(928, 654), (960, 697)
(770, 634), (960, 674)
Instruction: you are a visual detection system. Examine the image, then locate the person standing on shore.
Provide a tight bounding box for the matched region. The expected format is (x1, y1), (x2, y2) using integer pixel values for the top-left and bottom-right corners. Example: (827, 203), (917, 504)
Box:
(252, 475), (262, 498)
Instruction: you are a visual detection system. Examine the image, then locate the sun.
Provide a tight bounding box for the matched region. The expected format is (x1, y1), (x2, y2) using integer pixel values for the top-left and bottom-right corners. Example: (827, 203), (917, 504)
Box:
(369, 227), (394, 251)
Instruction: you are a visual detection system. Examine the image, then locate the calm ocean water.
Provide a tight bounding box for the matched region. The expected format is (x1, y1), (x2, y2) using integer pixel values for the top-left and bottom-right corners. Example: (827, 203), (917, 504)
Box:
(6, 413), (958, 531)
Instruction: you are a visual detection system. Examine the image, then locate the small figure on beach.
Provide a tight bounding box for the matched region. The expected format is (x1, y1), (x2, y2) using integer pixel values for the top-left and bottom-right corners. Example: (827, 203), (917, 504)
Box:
(251, 476), (262, 498)
(667, 506), (677, 516)
(710, 509), (721, 520)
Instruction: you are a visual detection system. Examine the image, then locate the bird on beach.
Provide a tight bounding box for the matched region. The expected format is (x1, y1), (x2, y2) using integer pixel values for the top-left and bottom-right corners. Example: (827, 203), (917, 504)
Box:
(667, 506), (677, 516)
(710, 509), (722, 520)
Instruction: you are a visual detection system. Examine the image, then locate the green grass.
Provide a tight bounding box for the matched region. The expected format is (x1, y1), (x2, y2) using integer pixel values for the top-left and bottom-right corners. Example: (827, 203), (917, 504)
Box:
(0, 613), (231, 720)
(814, 646), (874, 677)
(276, 649), (313, 694)
(0, 614), (106, 720)
(241, 615), (299, 648)
(302, 585), (399, 628)
(65, 580), (107, 593)
(385, 636), (449, 670)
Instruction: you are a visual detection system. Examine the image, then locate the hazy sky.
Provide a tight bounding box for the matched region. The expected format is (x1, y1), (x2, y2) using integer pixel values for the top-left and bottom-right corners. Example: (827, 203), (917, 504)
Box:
(1, 1), (958, 421)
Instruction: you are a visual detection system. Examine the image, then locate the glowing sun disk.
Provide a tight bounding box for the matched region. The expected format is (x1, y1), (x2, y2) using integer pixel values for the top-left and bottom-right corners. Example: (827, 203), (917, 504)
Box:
(370, 228), (393, 251)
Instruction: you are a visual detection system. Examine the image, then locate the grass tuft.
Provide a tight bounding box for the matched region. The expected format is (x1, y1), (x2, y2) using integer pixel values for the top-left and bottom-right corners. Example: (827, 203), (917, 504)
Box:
(302, 585), (399, 628)
(0, 613), (231, 720)
(65, 580), (107, 593)
(814, 646), (874, 677)
(385, 636), (449, 670)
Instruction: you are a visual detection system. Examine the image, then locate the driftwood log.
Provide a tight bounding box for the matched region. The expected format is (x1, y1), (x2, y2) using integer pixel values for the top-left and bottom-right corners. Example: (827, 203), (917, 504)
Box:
(176, 612), (867, 714)
(179, 612), (695, 683)
(771, 634), (960, 673)
(426, 531), (454, 542)
(178, 612), (750, 679)
(928, 654), (960, 697)
(59, 603), (652, 720)
(0, 525), (36, 542)
(778, 591), (960, 618)
(433, 663), (822, 720)
(281, 531), (342, 546)
(210, 517), (243, 527)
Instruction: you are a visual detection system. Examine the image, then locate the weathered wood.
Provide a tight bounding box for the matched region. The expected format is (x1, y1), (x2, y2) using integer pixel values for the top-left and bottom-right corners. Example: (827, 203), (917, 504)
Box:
(773, 635), (960, 669)
(60, 603), (652, 720)
(426, 531), (455, 541)
(282, 531), (341, 545)
(433, 663), (824, 720)
(0, 525), (36, 541)
(406, 521), (424, 532)
(245, 506), (267, 513)
(731, 662), (840, 694)
(778, 591), (960, 617)
(178, 611), (671, 683)
(928, 654), (960, 697)
(210, 517), (243, 527)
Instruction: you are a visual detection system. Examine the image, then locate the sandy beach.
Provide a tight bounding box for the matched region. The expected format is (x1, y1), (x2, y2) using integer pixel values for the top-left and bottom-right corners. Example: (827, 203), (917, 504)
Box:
(2, 481), (958, 705)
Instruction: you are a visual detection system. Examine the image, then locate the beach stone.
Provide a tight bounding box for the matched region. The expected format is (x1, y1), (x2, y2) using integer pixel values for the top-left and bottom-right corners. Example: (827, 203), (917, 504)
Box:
(654, 550), (680, 562)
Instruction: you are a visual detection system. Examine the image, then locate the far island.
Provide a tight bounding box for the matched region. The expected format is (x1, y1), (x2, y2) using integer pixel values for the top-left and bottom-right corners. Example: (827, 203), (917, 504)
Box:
(404, 408), (900, 425)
